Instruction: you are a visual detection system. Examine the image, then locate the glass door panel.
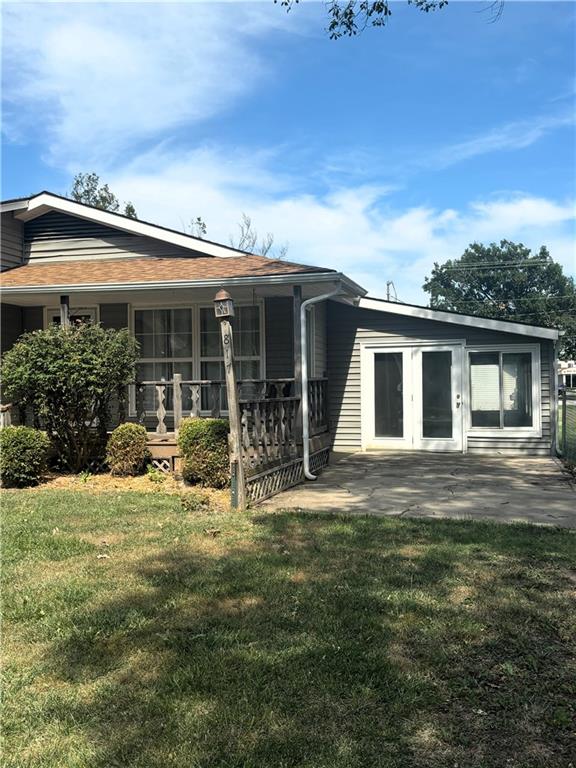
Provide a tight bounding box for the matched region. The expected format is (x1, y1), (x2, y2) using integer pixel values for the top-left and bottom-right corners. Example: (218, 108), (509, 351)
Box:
(374, 352), (404, 437)
(422, 350), (452, 438)
(413, 345), (463, 451)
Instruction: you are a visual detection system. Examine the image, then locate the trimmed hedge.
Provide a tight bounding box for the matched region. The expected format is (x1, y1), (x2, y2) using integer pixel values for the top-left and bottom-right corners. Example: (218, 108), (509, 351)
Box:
(178, 418), (229, 488)
(0, 426), (50, 488)
(106, 423), (150, 476)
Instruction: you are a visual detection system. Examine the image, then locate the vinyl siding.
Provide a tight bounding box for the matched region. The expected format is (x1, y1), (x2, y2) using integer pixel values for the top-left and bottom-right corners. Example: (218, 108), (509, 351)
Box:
(265, 297), (294, 379)
(1, 304), (23, 354)
(1, 213), (24, 270)
(23, 211), (204, 262)
(314, 302), (327, 378)
(100, 303), (129, 330)
(22, 307), (44, 333)
(327, 301), (554, 456)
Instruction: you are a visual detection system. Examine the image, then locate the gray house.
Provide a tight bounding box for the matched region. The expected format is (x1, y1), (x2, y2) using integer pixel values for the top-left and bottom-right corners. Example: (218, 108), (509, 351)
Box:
(0, 193), (560, 495)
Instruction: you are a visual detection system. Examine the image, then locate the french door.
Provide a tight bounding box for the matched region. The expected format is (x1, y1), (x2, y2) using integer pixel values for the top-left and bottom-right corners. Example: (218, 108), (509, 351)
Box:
(362, 344), (464, 451)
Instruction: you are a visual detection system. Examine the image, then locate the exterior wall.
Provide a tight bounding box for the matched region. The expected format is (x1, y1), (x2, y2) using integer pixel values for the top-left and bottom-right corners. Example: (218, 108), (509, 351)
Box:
(99, 303), (129, 330)
(327, 301), (554, 456)
(1, 305), (44, 356)
(1, 303), (23, 354)
(265, 297), (294, 379)
(22, 307), (43, 333)
(23, 212), (203, 263)
(313, 302), (327, 378)
(1, 212), (24, 270)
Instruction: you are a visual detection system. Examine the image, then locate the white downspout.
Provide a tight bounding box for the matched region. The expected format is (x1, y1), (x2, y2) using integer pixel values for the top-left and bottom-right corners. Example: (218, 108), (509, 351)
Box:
(301, 286), (342, 480)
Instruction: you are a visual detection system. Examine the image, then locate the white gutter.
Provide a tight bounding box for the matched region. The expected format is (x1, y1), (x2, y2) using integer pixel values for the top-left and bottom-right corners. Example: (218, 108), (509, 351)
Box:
(301, 286), (343, 480)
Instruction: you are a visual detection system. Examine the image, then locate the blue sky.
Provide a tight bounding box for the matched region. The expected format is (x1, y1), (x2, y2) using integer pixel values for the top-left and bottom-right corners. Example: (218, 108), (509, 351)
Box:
(2, 1), (575, 302)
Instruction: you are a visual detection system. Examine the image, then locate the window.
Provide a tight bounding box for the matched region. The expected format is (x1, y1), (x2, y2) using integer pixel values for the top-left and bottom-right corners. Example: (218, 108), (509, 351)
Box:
(469, 350), (534, 430)
(133, 304), (262, 413)
(199, 305), (261, 408)
(134, 308), (193, 411)
(49, 308), (97, 325)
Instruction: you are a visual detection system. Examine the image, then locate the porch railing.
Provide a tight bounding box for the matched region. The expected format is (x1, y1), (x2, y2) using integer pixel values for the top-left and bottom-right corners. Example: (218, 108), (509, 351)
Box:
(131, 376), (327, 437)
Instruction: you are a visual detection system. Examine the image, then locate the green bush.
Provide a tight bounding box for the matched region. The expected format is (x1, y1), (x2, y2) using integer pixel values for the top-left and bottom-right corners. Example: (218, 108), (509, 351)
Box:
(178, 418), (229, 488)
(0, 426), (50, 488)
(1, 323), (138, 472)
(106, 423), (150, 476)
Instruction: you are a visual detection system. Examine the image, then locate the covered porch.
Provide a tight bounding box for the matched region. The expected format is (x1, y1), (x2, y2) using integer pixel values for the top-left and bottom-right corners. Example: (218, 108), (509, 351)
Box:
(1, 275), (350, 501)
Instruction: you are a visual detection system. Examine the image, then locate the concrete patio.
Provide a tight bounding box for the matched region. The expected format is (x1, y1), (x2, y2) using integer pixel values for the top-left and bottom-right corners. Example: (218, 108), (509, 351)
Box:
(263, 452), (576, 527)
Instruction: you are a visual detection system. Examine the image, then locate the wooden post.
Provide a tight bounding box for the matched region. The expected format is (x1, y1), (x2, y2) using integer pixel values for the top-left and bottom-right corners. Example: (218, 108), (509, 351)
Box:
(293, 285), (303, 444)
(60, 295), (70, 327)
(173, 373), (183, 435)
(214, 290), (246, 510)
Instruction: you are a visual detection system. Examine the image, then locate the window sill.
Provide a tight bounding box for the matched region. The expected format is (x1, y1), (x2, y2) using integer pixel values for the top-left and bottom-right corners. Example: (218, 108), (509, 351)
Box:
(467, 429), (542, 439)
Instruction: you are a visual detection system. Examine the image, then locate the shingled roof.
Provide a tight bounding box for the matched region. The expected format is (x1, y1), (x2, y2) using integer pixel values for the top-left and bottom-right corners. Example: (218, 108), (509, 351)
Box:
(1, 254), (335, 289)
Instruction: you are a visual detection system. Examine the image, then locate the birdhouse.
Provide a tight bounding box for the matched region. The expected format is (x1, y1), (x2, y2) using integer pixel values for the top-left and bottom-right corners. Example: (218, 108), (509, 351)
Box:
(213, 288), (235, 318)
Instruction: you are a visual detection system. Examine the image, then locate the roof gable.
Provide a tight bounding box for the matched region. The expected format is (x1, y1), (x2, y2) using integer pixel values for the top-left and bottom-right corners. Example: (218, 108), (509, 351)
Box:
(2, 191), (264, 259)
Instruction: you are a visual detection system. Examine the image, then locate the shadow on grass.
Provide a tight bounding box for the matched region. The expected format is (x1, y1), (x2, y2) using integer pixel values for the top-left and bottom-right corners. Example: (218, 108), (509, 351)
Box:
(37, 514), (576, 767)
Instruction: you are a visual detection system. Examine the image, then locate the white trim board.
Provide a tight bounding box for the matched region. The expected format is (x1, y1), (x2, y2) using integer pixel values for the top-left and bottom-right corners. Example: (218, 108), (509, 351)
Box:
(358, 297), (559, 341)
(6, 193), (252, 259)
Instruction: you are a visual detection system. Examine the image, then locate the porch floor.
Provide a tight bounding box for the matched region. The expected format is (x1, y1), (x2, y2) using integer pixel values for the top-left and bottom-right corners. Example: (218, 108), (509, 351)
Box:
(262, 452), (576, 528)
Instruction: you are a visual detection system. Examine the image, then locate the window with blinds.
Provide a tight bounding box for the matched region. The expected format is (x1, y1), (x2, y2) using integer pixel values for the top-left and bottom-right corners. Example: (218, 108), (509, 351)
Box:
(469, 351), (533, 429)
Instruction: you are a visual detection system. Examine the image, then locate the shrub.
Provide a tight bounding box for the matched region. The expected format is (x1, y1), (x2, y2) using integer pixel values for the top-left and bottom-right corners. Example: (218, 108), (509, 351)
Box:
(106, 423), (150, 476)
(146, 464), (166, 484)
(0, 426), (50, 488)
(1, 323), (138, 472)
(178, 418), (229, 488)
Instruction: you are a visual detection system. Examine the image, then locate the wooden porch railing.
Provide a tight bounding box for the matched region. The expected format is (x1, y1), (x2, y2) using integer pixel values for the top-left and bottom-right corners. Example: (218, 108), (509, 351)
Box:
(131, 376), (328, 438)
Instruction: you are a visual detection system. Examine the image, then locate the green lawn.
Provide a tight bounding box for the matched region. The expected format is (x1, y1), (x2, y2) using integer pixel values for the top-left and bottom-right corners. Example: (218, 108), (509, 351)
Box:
(2, 490), (576, 768)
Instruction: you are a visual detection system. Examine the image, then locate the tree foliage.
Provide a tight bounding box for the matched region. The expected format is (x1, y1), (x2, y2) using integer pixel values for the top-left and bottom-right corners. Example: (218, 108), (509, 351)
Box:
(423, 241), (576, 358)
(230, 213), (288, 259)
(277, 0), (506, 38)
(1, 324), (139, 472)
(187, 212), (288, 258)
(70, 172), (138, 219)
(277, 0), (446, 38)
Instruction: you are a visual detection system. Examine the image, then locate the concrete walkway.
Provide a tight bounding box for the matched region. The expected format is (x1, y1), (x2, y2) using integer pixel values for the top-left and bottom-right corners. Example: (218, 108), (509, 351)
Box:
(263, 452), (576, 528)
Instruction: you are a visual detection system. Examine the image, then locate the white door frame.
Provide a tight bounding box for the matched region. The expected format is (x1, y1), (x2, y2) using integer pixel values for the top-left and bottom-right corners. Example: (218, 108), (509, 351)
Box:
(361, 346), (413, 450)
(361, 340), (465, 452)
(412, 344), (464, 452)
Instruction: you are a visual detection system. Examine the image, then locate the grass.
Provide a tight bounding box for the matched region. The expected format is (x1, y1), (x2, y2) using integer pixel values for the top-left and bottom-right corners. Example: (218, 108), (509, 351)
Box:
(2, 489), (576, 768)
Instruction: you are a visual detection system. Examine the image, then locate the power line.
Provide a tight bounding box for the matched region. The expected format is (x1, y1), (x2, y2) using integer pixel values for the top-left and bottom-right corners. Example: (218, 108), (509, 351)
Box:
(430, 296), (575, 305)
(440, 261), (551, 271)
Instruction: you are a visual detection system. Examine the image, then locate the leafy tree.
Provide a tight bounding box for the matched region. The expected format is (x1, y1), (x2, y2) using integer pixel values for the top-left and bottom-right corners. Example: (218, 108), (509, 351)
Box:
(70, 172), (137, 219)
(1, 324), (139, 472)
(277, 0), (503, 39)
(423, 240), (576, 358)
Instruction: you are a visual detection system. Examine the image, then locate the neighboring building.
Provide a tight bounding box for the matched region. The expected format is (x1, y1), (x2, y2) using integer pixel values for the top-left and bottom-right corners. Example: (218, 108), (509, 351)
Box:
(558, 360), (576, 389)
(1, 192), (560, 470)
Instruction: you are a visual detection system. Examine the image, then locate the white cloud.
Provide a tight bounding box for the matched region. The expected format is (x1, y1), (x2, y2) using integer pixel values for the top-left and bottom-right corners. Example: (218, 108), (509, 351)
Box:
(425, 113), (575, 170)
(2, 2), (299, 166)
(106, 145), (576, 304)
